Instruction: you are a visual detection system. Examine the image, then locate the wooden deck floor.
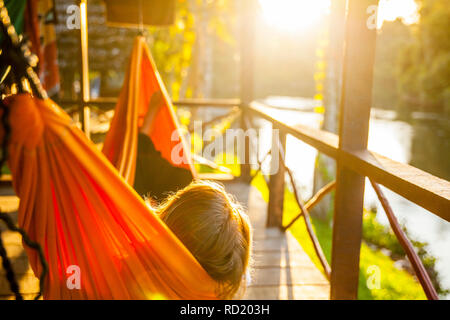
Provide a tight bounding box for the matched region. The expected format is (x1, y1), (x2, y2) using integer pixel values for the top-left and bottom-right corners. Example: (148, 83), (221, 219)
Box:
(0, 182), (329, 300)
(223, 182), (330, 300)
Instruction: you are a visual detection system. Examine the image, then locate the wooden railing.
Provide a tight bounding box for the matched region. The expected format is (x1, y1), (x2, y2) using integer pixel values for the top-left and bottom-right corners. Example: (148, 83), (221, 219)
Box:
(246, 101), (447, 300)
(51, 0), (450, 300)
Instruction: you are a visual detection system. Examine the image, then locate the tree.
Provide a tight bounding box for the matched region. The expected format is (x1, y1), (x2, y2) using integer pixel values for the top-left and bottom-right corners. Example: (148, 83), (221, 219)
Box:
(373, 19), (413, 110)
(54, 0), (234, 101)
(397, 0), (450, 116)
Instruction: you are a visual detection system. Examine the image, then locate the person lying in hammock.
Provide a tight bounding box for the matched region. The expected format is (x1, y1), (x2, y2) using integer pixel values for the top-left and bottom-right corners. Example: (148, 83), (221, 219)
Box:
(2, 93), (252, 299)
(135, 93), (252, 298)
(153, 180), (252, 299)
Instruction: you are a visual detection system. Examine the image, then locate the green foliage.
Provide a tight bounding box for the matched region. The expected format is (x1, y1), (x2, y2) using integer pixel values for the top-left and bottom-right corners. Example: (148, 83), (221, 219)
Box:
(358, 243), (427, 300)
(373, 20), (413, 109)
(149, 0), (235, 100)
(214, 152), (241, 177)
(362, 209), (448, 295)
(1, 164), (10, 175)
(148, 0), (196, 100)
(362, 210), (405, 258)
(396, 0), (450, 115)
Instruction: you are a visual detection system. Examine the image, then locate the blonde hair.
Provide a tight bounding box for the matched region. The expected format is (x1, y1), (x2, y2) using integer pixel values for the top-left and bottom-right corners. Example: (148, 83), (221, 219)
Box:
(155, 180), (252, 299)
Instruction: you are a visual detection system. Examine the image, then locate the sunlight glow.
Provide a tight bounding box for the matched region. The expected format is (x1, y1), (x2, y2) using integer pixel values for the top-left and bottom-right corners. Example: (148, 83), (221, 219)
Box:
(377, 0), (419, 28)
(259, 0), (331, 32)
(259, 0), (419, 31)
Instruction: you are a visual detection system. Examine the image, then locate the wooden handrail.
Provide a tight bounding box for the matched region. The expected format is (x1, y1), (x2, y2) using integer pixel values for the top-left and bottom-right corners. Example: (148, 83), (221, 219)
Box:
(59, 97), (239, 109)
(283, 181), (336, 230)
(277, 140), (332, 279)
(341, 150), (450, 222)
(248, 101), (450, 222)
(249, 101), (339, 158)
(248, 100), (449, 299)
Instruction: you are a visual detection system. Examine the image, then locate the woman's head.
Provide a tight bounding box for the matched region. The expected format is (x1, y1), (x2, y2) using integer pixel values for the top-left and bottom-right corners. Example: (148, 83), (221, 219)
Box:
(156, 180), (252, 299)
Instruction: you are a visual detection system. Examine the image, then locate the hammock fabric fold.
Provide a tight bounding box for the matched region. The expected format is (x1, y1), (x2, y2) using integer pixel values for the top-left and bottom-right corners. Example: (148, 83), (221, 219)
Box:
(0, 94), (217, 299)
(102, 36), (196, 187)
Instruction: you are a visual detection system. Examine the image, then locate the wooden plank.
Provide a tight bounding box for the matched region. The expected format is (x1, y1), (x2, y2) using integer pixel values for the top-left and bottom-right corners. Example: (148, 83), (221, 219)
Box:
(222, 182), (329, 300)
(331, 168), (366, 299)
(330, 0), (379, 300)
(341, 150), (450, 221)
(239, 0), (255, 106)
(174, 99), (239, 108)
(370, 180), (438, 299)
(59, 98), (240, 109)
(323, 0), (346, 135)
(249, 101), (450, 221)
(105, 0), (175, 27)
(244, 285), (329, 300)
(267, 129), (286, 228)
(238, 0), (256, 181)
(79, 0), (90, 139)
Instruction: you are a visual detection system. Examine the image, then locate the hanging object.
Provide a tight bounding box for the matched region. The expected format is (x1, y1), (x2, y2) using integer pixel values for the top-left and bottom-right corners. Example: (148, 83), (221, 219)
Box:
(102, 36), (196, 199)
(104, 0), (175, 27)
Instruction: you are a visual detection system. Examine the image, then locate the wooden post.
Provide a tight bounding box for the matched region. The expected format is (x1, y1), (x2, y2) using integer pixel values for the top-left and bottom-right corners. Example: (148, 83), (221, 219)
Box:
(239, 0), (256, 181)
(330, 0), (378, 299)
(79, 0), (90, 139)
(311, 0), (346, 221)
(267, 128), (286, 228)
(323, 0), (346, 136)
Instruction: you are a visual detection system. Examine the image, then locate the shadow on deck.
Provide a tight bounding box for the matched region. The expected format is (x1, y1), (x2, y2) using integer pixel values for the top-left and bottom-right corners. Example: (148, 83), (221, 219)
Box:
(0, 182), (330, 300)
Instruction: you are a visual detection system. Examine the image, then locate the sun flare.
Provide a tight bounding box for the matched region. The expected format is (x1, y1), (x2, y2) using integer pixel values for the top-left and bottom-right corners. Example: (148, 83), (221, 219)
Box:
(378, 0), (419, 27)
(259, 0), (419, 31)
(259, 0), (330, 31)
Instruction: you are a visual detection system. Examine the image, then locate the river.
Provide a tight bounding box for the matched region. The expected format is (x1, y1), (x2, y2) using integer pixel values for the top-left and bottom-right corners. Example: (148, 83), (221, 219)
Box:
(252, 98), (450, 298)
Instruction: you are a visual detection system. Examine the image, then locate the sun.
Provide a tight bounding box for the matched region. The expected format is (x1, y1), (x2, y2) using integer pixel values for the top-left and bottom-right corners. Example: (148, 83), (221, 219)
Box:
(259, 0), (331, 32)
(377, 0), (419, 28)
(259, 0), (419, 32)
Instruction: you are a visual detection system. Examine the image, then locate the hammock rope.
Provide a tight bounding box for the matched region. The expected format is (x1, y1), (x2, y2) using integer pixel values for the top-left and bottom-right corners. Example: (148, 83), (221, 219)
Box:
(0, 2), (50, 300)
(0, 96), (22, 300)
(0, 232), (21, 299)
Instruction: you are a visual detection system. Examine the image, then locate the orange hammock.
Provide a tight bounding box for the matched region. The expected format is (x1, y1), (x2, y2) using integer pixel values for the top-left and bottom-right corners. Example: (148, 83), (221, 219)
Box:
(102, 36), (197, 190)
(1, 94), (217, 299)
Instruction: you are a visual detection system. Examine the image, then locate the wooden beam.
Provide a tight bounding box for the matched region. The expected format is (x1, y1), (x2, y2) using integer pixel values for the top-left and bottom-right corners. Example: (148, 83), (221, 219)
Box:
(79, 0), (90, 139)
(59, 97), (240, 109)
(239, 0), (256, 181)
(249, 101), (450, 221)
(267, 128), (286, 228)
(174, 98), (239, 108)
(341, 150), (450, 221)
(331, 0), (379, 300)
(240, 0), (255, 106)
